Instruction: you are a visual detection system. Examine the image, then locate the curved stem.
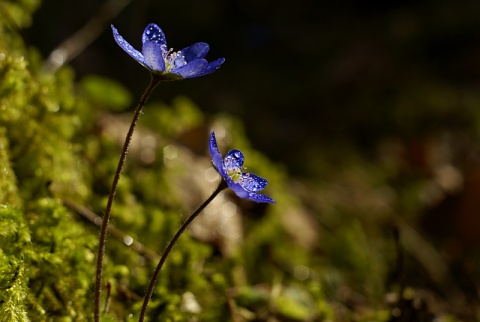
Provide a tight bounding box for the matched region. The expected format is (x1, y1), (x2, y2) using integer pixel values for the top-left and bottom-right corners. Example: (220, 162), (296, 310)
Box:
(94, 74), (161, 322)
(138, 181), (227, 322)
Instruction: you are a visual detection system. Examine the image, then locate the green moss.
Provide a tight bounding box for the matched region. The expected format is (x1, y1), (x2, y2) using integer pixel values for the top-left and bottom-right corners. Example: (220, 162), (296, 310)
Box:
(0, 3), (97, 320)
(0, 206), (30, 322)
(0, 0), (40, 29)
(0, 130), (21, 206)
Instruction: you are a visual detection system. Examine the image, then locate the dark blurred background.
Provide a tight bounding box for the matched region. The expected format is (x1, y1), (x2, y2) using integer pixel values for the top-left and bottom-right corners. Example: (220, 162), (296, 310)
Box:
(27, 0), (480, 176)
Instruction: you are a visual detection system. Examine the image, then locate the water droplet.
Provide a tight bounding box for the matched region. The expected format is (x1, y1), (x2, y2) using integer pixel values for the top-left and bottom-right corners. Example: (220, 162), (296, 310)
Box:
(123, 235), (134, 246)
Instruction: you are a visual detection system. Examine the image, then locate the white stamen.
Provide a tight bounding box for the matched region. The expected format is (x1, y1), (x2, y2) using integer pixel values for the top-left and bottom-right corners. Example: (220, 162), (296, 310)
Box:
(162, 47), (187, 71)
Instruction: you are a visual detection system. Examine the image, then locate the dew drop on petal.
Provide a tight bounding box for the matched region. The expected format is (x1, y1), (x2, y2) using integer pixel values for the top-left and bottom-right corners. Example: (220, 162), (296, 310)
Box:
(240, 173), (268, 192)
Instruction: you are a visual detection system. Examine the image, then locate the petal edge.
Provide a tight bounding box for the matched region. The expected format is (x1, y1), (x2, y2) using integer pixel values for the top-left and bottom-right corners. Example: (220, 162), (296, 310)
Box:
(142, 23), (167, 47)
(182, 42), (210, 61)
(240, 173), (268, 192)
(195, 58), (225, 77)
(171, 59), (208, 78)
(209, 132), (226, 177)
(248, 192), (275, 204)
(111, 25), (146, 66)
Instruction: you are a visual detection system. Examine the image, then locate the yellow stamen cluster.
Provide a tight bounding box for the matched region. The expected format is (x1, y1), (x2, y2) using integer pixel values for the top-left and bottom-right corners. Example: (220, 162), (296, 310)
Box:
(162, 47), (187, 71)
(227, 168), (242, 182)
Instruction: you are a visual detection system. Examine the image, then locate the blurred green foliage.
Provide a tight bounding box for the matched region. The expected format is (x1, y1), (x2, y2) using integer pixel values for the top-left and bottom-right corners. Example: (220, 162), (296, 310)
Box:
(2, 0), (480, 321)
(80, 75), (132, 112)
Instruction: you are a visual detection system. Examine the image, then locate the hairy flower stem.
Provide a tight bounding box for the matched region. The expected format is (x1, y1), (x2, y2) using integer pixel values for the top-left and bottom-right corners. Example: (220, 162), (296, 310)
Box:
(94, 74), (161, 322)
(138, 180), (228, 322)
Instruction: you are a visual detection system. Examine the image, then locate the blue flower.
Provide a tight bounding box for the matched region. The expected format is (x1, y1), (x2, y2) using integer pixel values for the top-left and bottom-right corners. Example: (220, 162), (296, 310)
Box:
(111, 23), (225, 80)
(209, 131), (275, 204)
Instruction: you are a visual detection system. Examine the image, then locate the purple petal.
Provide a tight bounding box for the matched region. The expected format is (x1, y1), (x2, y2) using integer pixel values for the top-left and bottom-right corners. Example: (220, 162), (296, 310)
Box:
(171, 59), (207, 78)
(111, 25), (146, 66)
(224, 149), (244, 170)
(209, 132), (226, 177)
(195, 58), (225, 77)
(239, 173), (268, 192)
(228, 181), (249, 199)
(248, 192), (275, 204)
(142, 23), (167, 48)
(142, 41), (165, 72)
(181, 42), (210, 61)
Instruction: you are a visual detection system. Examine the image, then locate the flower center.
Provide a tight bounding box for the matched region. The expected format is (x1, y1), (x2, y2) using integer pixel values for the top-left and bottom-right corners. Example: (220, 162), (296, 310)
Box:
(162, 46), (187, 71)
(227, 167), (242, 182)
